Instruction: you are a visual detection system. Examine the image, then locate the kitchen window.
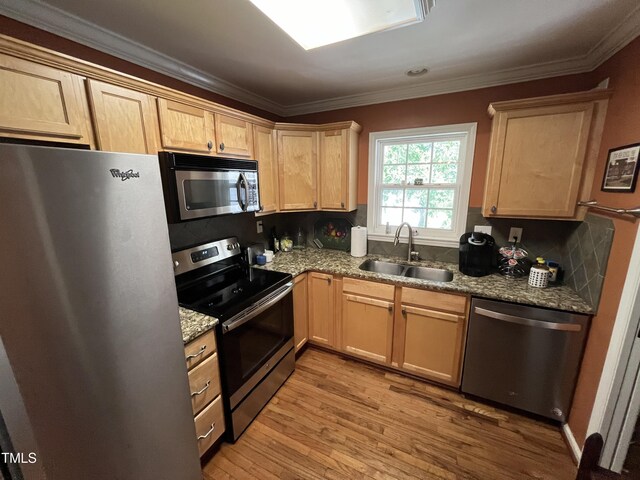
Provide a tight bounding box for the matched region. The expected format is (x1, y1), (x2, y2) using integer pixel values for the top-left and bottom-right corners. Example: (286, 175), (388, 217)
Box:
(367, 123), (476, 247)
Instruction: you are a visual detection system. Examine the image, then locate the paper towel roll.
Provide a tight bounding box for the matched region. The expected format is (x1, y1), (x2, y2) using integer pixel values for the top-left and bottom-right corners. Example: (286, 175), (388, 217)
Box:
(350, 226), (367, 257)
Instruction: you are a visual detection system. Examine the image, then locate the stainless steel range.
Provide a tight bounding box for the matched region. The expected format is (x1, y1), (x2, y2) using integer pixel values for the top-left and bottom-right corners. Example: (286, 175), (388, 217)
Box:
(172, 237), (294, 441)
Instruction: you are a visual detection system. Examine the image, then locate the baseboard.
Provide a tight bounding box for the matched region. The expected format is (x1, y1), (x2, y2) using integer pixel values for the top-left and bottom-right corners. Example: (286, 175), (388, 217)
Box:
(563, 423), (583, 465)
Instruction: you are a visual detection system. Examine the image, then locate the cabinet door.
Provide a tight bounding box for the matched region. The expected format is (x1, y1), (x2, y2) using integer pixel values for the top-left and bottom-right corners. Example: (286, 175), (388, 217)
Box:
(254, 125), (278, 213)
(341, 294), (394, 364)
(400, 305), (466, 385)
(483, 103), (594, 218)
(277, 130), (318, 210)
(87, 80), (159, 154)
(293, 273), (309, 352)
(319, 128), (348, 210)
(0, 53), (89, 143)
(307, 272), (334, 347)
(157, 98), (215, 154)
(214, 113), (253, 157)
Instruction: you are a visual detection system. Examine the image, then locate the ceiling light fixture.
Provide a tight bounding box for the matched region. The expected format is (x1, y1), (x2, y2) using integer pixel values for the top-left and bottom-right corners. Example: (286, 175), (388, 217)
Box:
(249, 0), (436, 51)
(406, 67), (429, 77)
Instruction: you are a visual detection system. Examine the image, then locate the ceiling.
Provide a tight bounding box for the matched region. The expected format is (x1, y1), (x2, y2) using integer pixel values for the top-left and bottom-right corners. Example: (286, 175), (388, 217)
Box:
(2, 0), (640, 116)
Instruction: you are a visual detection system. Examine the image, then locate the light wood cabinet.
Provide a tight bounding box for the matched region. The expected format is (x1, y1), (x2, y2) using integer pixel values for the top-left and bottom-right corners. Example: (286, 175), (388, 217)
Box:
(308, 272), (335, 347)
(157, 98), (215, 154)
(253, 125), (279, 213)
(214, 113), (253, 157)
(341, 278), (394, 364)
(293, 273), (309, 352)
(319, 126), (359, 211)
(483, 89), (610, 220)
(277, 130), (318, 210)
(0, 53), (91, 144)
(87, 79), (159, 154)
(184, 329), (225, 457)
(397, 287), (468, 386)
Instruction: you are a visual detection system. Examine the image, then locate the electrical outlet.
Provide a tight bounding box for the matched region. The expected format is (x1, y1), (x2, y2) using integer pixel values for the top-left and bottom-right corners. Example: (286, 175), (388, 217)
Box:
(474, 225), (492, 235)
(256, 220), (263, 234)
(509, 227), (523, 243)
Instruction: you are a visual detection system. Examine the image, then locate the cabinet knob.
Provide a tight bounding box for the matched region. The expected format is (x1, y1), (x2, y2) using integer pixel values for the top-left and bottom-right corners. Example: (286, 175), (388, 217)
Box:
(491, 205), (497, 214)
(207, 140), (213, 150)
(388, 305), (393, 312)
(314, 201), (318, 208)
(219, 142), (225, 151)
(341, 201), (345, 208)
(326, 277), (332, 284)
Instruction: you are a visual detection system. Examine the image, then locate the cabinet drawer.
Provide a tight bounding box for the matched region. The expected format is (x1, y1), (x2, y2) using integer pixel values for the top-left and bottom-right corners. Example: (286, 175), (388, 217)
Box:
(188, 353), (221, 416)
(343, 277), (394, 301)
(184, 329), (217, 370)
(401, 287), (467, 314)
(194, 395), (225, 457)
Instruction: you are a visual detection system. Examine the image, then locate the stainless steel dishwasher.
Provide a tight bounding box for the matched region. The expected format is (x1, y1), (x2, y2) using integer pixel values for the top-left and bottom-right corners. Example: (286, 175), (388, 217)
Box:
(461, 297), (590, 422)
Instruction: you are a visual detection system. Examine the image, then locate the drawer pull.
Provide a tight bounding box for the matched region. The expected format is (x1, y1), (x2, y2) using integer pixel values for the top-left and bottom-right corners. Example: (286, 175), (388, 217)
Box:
(190, 380), (211, 397)
(197, 422), (216, 440)
(186, 345), (206, 361)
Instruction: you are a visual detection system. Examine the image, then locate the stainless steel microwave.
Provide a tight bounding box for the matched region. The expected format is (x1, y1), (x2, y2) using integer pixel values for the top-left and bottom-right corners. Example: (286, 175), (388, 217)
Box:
(158, 151), (260, 223)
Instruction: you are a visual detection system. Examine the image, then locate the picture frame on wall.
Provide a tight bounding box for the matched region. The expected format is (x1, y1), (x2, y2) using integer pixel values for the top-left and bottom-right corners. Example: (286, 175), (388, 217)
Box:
(601, 143), (640, 193)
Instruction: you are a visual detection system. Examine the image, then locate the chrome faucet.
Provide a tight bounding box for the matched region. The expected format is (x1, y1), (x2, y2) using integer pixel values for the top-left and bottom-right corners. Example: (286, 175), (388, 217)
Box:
(393, 222), (419, 262)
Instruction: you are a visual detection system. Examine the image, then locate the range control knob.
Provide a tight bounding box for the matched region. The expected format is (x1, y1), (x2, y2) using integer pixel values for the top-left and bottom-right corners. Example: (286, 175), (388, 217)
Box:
(226, 244), (234, 250)
(552, 408), (563, 418)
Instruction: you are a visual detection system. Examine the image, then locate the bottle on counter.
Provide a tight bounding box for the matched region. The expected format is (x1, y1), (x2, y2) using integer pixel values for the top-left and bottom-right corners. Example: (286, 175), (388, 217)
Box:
(294, 227), (306, 249)
(270, 227), (280, 253)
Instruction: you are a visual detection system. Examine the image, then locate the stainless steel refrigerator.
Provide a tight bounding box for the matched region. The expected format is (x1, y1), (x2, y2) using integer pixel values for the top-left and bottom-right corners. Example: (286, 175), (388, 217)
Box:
(0, 144), (202, 480)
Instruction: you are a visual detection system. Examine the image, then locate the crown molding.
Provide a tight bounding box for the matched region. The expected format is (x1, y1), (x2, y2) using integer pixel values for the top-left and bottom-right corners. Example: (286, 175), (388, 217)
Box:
(0, 0), (287, 116)
(2, 0), (639, 118)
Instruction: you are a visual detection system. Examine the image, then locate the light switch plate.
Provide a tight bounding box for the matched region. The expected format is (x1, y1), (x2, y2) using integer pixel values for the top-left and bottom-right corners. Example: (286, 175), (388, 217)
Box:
(509, 227), (523, 242)
(256, 220), (263, 234)
(474, 225), (492, 235)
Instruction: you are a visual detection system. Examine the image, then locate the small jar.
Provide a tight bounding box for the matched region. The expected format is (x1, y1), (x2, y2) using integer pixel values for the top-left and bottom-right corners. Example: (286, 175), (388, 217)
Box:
(528, 257), (550, 288)
(280, 234), (293, 252)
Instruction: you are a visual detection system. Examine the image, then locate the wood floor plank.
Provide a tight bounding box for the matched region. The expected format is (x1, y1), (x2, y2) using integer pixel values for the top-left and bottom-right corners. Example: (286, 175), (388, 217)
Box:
(203, 347), (577, 480)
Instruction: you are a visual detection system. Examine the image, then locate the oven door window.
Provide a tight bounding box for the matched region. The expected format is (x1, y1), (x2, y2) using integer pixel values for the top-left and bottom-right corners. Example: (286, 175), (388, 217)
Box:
(221, 292), (293, 402)
(175, 170), (242, 219)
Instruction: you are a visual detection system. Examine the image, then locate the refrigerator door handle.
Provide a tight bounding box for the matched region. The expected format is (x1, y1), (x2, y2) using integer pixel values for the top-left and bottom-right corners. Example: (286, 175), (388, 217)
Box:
(474, 307), (582, 332)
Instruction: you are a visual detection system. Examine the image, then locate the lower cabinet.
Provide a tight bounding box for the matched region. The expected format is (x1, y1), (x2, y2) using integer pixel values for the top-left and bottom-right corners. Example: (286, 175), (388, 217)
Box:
(340, 278), (394, 364)
(308, 272), (335, 347)
(398, 287), (469, 386)
(183, 329), (225, 457)
(292, 273), (309, 352)
(300, 272), (470, 388)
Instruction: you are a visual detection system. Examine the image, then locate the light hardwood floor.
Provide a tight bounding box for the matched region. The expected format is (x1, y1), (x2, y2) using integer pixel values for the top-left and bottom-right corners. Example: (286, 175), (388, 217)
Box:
(203, 348), (577, 480)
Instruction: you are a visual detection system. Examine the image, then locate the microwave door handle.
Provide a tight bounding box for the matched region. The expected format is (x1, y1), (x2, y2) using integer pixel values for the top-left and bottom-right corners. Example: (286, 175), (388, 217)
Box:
(240, 172), (249, 212)
(236, 174), (246, 212)
(222, 282), (293, 334)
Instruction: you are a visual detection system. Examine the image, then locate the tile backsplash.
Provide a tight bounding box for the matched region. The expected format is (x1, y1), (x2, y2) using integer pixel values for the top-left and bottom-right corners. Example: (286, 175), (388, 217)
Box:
(167, 206), (614, 312)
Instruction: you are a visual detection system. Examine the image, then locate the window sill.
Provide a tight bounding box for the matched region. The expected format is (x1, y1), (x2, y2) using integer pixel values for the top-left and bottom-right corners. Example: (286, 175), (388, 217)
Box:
(367, 232), (459, 248)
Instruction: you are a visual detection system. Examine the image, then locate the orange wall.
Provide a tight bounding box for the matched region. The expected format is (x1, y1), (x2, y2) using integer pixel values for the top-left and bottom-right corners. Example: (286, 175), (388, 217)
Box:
(289, 76), (596, 205)
(568, 36), (640, 447)
(0, 15), (282, 121)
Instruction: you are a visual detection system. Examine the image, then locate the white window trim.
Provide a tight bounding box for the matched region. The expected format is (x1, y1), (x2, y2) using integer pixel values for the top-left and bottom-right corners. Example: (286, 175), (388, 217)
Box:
(366, 123), (477, 248)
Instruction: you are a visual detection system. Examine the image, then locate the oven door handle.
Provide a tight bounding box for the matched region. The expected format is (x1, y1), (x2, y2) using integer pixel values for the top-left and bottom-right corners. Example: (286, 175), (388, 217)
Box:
(222, 282), (293, 334)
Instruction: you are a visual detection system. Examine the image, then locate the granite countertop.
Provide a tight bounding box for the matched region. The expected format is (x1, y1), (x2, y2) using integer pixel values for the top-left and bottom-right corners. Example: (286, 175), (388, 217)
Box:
(179, 307), (218, 344)
(259, 248), (593, 314)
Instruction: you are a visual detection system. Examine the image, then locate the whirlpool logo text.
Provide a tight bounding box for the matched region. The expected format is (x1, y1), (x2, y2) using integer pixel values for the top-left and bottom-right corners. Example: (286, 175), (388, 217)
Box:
(109, 169), (140, 181)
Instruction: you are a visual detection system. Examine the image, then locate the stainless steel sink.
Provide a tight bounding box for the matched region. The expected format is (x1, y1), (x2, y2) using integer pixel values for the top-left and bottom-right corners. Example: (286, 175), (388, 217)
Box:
(404, 266), (454, 282)
(358, 259), (406, 276)
(358, 259), (453, 282)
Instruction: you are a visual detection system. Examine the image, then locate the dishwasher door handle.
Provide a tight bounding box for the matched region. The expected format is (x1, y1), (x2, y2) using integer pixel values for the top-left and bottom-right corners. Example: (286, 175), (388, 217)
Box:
(474, 307), (583, 332)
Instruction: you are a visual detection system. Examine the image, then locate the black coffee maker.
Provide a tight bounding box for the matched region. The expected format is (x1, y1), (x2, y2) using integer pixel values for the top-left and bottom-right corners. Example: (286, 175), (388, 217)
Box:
(459, 232), (496, 277)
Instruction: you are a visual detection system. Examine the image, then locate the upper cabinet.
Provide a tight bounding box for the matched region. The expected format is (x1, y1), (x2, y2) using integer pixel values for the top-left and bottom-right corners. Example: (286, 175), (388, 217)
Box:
(253, 125), (279, 214)
(483, 89), (611, 220)
(319, 124), (360, 211)
(0, 53), (92, 145)
(157, 98), (215, 154)
(87, 79), (160, 154)
(277, 129), (318, 211)
(214, 113), (253, 157)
